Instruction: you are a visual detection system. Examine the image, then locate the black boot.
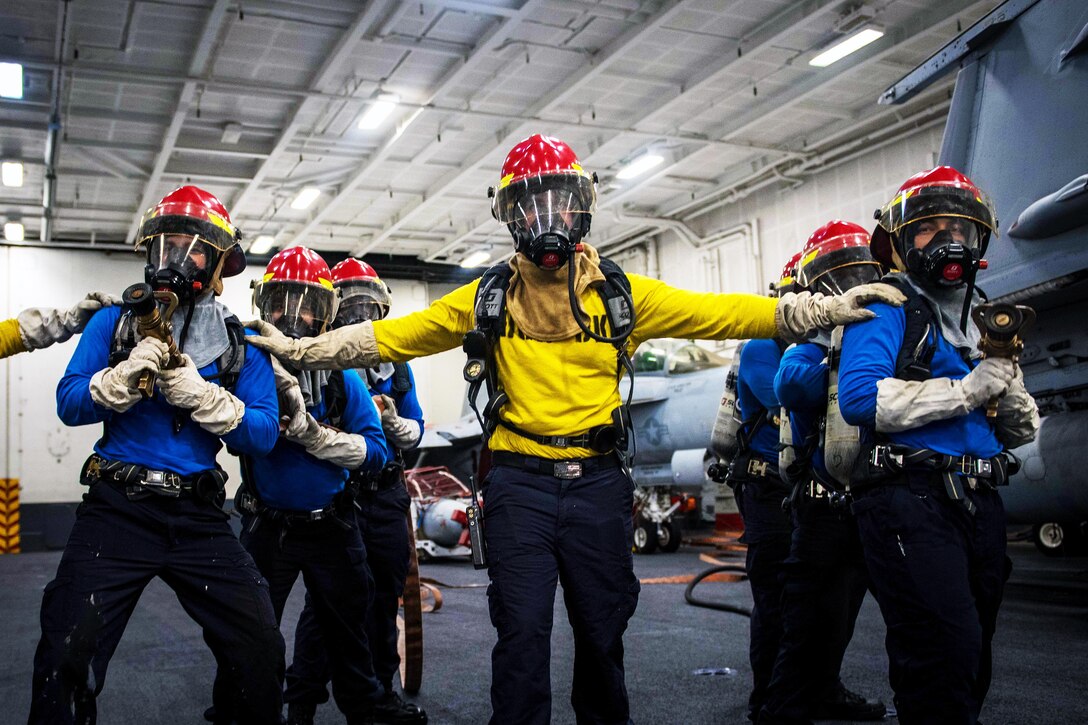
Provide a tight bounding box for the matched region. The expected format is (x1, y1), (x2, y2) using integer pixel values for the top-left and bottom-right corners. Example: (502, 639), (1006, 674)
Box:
(811, 681), (886, 721)
(373, 691), (428, 725)
(286, 701), (317, 725)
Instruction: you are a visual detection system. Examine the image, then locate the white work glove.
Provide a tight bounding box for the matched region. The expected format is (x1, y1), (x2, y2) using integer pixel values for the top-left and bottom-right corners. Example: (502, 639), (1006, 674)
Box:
(17, 291), (122, 351)
(994, 368), (1040, 448)
(244, 319), (380, 371)
(775, 284), (907, 343)
(88, 337), (169, 413)
(283, 408), (369, 469)
(377, 393), (421, 449)
(268, 356), (306, 419)
(874, 357), (1016, 433)
(157, 354), (246, 436)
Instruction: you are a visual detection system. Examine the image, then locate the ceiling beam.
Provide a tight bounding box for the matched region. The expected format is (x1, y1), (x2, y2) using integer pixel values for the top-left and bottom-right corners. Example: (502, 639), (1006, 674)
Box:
(286, 0), (560, 249)
(597, 0), (991, 214)
(342, 0), (698, 256)
(123, 0), (232, 242)
(228, 0), (401, 228)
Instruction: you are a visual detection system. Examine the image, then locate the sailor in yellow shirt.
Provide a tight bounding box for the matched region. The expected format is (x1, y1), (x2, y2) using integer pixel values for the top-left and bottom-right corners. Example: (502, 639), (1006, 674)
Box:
(0, 292), (120, 359)
(247, 135), (904, 725)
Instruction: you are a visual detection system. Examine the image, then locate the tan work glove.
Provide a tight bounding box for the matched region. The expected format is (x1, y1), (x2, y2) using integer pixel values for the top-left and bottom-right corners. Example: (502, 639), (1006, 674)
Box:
(775, 283), (907, 343)
(994, 368), (1040, 449)
(157, 354), (246, 436)
(88, 337), (170, 413)
(874, 358), (1015, 433)
(18, 291), (122, 351)
(283, 408), (370, 468)
(244, 319), (380, 371)
(377, 393), (421, 449)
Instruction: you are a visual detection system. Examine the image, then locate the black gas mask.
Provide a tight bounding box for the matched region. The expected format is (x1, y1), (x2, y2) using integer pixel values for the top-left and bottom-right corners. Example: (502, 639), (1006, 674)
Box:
(901, 227), (982, 288)
(502, 189), (592, 270)
(143, 234), (219, 304)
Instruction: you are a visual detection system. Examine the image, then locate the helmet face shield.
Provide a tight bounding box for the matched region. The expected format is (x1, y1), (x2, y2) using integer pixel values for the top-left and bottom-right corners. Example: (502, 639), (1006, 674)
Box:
(255, 281), (336, 339)
(493, 173), (596, 226)
(878, 184), (996, 243)
(335, 279), (391, 327)
(812, 263), (881, 296)
(901, 216), (982, 253)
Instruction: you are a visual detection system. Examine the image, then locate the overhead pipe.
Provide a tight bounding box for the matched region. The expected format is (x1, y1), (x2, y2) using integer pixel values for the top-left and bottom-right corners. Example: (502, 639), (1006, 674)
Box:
(42, 0), (71, 243)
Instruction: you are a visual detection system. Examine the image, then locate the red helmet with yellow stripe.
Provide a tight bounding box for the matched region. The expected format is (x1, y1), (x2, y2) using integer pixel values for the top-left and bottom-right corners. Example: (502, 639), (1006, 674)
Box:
(489, 134), (597, 269)
(797, 220), (881, 295)
(773, 250), (805, 297)
(135, 185), (246, 299)
(330, 257), (392, 325)
(254, 246), (337, 338)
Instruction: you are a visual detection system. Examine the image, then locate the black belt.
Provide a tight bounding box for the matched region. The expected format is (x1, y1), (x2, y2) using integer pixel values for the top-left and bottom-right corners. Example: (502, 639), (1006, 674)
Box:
(491, 451), (621, 479)
(236, 490), (347, 527)
(353, 462), (404, 494)
(498, 418), (621, 453)
(869, 444), (1010, 482)
(80, 453), (227, 502)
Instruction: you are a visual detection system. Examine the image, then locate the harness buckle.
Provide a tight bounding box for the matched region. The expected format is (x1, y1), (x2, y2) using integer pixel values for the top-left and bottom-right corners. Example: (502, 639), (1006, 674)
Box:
(554, 462), (583, 479)
(142, 469), (182, 497)
(974, 458), (992, 477)
(747, 459), (768, 477)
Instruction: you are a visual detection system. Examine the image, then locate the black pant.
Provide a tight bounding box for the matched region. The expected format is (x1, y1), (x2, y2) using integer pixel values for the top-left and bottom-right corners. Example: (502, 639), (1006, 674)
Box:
(732, 475), (794, 723)
(484, 459), (639, 725)
(285, 482), (412, 705)
(851, 477), (1010, 725)
(214, 511), (385, 720)
(758, 494), (870, 724)
(29, 481), (284, 725)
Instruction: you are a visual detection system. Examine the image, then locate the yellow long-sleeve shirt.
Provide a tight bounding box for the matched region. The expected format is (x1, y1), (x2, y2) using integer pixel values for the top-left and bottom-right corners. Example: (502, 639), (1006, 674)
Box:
(0, 318), (27, 359)
(374, 274), (777, 459)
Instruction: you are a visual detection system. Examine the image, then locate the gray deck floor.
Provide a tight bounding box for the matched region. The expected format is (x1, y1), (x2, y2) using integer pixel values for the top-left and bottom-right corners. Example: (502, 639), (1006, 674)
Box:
(1, 539), (1085, 724)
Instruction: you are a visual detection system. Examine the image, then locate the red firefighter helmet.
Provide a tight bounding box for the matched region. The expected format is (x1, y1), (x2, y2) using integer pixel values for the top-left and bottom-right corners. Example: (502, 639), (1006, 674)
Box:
(253, 246), (336, 338)
(797, 220), (882, 295)
(772, 250), (805, 296)
(489, 134), (597, 268)
(136, 186), (246, 294)
(871, 166), (997, 270)
(330, 257), (392, 326)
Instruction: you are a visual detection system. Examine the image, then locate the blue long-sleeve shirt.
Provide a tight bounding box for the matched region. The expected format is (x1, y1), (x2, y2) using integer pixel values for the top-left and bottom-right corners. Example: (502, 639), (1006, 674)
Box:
(364, 363), (425, 450)
(838, 302), (1002, 458)
(57, 305), (279, 476)
(736, 338), (783, 463)
(249, 368), (388, 511)
(774, 342), (833, 484)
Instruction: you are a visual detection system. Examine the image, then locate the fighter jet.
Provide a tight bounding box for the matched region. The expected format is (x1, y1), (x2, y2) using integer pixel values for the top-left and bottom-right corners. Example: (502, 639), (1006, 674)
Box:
(879, 0), (1088, 554)
(405, 341), (734, 553)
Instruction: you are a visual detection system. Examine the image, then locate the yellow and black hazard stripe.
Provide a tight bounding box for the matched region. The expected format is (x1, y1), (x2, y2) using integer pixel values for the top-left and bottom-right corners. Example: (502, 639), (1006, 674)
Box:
(0, 478), (20, 554)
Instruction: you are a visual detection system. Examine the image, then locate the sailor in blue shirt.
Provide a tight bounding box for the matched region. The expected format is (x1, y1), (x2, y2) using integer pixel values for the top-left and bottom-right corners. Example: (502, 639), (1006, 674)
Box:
(759, 222), (887, 724)
(30, 187), (285, 725)
(209, 247), (390, 725)
(285, 259), (428, 725)
(726, 255), (798, 724)
(839, 168), (1040, 725)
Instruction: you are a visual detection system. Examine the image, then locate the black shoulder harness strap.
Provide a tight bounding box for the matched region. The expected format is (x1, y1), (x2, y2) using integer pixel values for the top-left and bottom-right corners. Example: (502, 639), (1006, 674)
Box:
(465, 257), (635, 451)
(322, 370), (348, 430)
(391, 362), (411, 395)
(880, 276), (937, 382)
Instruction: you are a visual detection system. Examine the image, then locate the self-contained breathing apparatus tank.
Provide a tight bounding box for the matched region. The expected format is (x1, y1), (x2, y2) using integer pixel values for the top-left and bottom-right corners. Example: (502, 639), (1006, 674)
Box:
(709, 340), (747, 462)
(778, 407), (795, 476)
(822, 325), (862, 489)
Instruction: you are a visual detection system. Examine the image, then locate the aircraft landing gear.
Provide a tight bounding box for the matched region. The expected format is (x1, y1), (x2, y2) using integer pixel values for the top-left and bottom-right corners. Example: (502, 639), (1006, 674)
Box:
(632, 487), (690, 554)
(1033, 521), (1085, 557)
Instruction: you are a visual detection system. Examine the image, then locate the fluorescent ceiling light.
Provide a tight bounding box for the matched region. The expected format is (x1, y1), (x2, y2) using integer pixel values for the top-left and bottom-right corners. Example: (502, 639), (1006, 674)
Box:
(4, 222), (25, 241)
(249, 235), (276, 254)
(357, 94), (399, 130)
(2, 161), (23, 187)
(0, 63), (23, 99)
(616, 153), (664, 180)
(290, 187), (321, 210)
(809, 27), (884, 68)
(460, 250), (491, 268)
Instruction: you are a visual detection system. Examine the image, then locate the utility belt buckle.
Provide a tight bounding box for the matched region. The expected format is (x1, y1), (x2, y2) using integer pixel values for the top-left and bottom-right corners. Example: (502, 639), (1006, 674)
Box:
(806, 480), (830, 499)
(553, 461), (583, 479)
(235, 491), (259, 515)
(870, 445), (903, 471)
(969, 457), (992, 478)
(747, 459), (768, 477)
(140, 468), (182, 497)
